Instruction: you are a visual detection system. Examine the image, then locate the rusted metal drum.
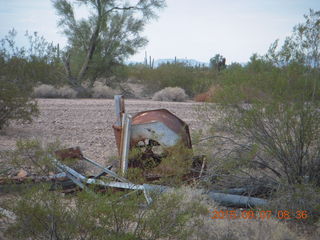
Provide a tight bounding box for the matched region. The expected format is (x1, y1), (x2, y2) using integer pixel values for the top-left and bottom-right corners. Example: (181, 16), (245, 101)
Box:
(113, 109), (192, 155)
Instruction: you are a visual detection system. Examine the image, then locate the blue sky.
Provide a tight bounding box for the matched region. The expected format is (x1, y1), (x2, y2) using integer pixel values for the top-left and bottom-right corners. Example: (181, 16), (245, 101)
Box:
(0, 0), (319, 64)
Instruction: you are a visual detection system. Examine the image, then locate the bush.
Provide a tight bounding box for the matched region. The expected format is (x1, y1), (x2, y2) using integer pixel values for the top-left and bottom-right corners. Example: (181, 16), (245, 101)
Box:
(128, 63), (215, 97)
(34, 85), (78, 98)
(0, 30), (57, 129)
(269, 183), (320, 224)
(194, 85), (221, 102)
(152, 87), (188, 102)
(91, 81), (116, 98)
(56, 85), (77, 98)
(33, 84), (58, 98)
(7, 139), (88, 176)
(4, 185), (210, 240)
(194, 216), (300, 240)
(0, 78), (39, 130)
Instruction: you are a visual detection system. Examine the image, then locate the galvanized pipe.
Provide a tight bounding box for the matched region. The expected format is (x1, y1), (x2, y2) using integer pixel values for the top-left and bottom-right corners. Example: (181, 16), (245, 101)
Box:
(120, 113), (132, 175)
(114, 95), (125, 126)
(83, 156), (129, 183)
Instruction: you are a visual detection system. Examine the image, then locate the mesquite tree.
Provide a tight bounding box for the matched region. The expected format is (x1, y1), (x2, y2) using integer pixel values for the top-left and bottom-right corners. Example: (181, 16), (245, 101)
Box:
(52, 0), (166, 94)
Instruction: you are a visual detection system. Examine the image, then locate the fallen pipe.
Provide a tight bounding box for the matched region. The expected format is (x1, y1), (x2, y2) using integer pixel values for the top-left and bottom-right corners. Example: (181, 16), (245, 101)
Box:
(207, 191), (268, 208)
(54, 157), (268, 207)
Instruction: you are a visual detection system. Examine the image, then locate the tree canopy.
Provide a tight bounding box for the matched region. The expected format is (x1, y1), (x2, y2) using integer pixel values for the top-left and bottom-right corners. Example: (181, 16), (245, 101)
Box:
(266, 9), (320, 69)
(52, 0), (166, 92)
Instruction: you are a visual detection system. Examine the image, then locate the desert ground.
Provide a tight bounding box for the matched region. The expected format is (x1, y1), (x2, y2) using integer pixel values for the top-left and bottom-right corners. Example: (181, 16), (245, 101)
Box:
(0, 98), (204, 167)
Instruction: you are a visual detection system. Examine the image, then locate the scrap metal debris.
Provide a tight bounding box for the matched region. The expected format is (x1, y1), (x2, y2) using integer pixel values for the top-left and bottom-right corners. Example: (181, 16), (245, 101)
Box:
(0, 95), (269, 208)
(112, 95), (205, 181)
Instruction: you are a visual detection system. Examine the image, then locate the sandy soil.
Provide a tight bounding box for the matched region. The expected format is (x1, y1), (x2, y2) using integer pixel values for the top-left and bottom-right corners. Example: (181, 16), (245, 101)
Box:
(0, 98), (204, 166)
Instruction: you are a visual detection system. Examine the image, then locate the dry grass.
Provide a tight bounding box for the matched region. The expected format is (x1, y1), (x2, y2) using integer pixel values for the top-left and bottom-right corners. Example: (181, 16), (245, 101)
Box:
(33, 84), (58, 98)
(57, 86), (77, 98)
(91, 82), (116, 99)
(152, 87), (188, 102)
(195, 217), (302, 240)
(34, 83), (118, 99)
(33, 85), (76, 98)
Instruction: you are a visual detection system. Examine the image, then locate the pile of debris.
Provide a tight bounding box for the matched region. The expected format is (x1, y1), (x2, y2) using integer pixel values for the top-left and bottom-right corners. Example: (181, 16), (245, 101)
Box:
(0, 95), (268, 208)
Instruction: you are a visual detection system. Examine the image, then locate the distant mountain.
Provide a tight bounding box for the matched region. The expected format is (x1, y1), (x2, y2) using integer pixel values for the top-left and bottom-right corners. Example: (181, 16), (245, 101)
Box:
(153, 58), (209, 67)
(126, 58), (210, 68)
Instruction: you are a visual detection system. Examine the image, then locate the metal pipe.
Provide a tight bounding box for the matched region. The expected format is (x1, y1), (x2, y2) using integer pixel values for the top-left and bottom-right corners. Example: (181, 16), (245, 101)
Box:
(114, 95), (125, 126)
(120, 113), (132, 175)
(207, 191), (268, 207)
(83, 157), (129, 183)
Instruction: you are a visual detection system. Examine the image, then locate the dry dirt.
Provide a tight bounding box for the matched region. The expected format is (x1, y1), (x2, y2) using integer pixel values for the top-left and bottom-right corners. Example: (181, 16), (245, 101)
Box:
(0, 98), (205, 167)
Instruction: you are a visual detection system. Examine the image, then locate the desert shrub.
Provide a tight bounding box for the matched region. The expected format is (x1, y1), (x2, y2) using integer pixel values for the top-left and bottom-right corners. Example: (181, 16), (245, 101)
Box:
(0, 28), (67, 129)
(194, 85), (221, 102)
(7, 139), (88, 177)
(195, 11), (320, 230)
(152, 87), (188, 102)
(57, 85), (77, 98)
(193, 216), (300, 240)
(200, 10), (320, 188)
(33, 84), (59, 98)
(3, 185), (303, 240)
(4, 185), (210, 240)
(4, 185), (75, 240)
(0, 31), (44, 130)
(91, 81), (116, 98)
(34, 85), (78, 98)
(8, 139), (62, 175)
(128, 63), (215, 96)
(0, 77), (39, 130)
(269, 183), (320, 224)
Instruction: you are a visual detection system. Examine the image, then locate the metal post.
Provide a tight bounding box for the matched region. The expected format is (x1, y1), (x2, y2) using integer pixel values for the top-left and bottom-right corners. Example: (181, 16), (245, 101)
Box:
(114, 95), (125, 126)
(120, 113), (132, 175)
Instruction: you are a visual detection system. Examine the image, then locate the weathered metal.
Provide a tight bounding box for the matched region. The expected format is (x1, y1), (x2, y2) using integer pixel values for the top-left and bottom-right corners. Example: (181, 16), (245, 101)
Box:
(113, 95), (125, 155)
(131, 109), (192, 149)
(53, 158), (166, 204)
(82, 156), (128, 183)
(114, 95), (125, 126)
(120, 113), (132, 174)
(113, 99), (192, 155)
(53, 157), (268, 207)
(207, 191), (268, 208)
(112, 96), (197, 181)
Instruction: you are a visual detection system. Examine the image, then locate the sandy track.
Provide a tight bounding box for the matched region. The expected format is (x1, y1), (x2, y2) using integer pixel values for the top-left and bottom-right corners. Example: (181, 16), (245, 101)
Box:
(0, 99), (203, 165)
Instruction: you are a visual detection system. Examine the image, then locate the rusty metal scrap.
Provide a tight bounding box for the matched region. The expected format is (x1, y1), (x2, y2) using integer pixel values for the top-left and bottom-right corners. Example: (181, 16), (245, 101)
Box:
(130, 109), (192, 149)
(0, 95), (271, 208)
(113, 106), (192, 153)
(112, 95), (201, 180)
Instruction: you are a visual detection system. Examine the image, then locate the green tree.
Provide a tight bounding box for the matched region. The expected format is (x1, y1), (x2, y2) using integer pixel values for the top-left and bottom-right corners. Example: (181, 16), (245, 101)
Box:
(52, 0), (166, 95)
(267, 9), (320, 69)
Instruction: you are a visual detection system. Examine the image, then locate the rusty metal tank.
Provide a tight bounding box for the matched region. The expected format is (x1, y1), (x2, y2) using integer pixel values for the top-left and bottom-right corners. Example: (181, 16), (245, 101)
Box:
(113, 108), (192, 154)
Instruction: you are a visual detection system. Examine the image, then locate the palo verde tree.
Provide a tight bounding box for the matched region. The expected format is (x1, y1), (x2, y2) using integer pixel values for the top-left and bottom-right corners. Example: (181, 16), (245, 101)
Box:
(267, 9), (320, 69)
(52, 0), (166, 95)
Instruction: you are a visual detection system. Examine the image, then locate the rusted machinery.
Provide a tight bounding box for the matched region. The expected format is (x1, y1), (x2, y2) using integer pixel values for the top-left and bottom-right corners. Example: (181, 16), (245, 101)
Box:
(112, 95), (205, 182)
